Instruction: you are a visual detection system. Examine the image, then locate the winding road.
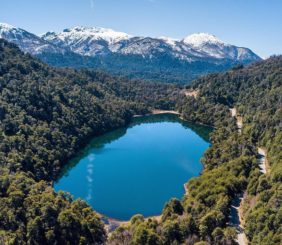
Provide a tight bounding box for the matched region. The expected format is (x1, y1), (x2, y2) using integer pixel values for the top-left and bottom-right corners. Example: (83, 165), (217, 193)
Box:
(183, 89), (199, 98)
(230, 108), (243, 133)
(229, 108), (247, 245)
(229, 193), (248, 245)
(257, 147), (268, 174)
(229, 108), (269, 245)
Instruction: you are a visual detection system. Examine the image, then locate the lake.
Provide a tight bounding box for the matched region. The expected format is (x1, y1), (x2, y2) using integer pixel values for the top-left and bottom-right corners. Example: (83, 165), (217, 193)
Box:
(54, 114), (211, 220)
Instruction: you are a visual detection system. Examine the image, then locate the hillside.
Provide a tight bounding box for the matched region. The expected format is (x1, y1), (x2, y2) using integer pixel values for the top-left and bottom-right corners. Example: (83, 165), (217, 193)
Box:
(109, 56), (281, 245)
(0, 39), (179, 244)
(0, 39), (280, 245)
(182, 56), (282, 244)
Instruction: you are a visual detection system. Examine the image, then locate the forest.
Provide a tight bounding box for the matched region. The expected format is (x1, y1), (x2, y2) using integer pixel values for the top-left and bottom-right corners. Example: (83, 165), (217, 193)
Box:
(0, 39), (179, 244)
(109, 56), (281, 245)
(0, 38), (281, 245)
(37, 51), (237, 84)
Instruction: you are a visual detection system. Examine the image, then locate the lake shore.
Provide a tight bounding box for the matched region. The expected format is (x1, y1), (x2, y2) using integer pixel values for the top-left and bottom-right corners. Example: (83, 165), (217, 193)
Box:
(133, 109), (180, 118)
(57, 112), (210, 234)
(97, 212), (162, 233)
(134, 109), (213, 128)
(99, 182), (190, 233)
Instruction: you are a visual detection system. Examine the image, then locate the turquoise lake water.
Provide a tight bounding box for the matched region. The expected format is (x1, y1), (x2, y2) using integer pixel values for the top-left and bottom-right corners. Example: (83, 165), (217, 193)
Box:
(54, 114), (211, 220)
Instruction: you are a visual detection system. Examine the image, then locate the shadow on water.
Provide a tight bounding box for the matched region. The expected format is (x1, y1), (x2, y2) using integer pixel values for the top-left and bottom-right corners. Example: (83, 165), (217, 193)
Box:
(57, 113), (212, 181)
(132, 114), (212, 142)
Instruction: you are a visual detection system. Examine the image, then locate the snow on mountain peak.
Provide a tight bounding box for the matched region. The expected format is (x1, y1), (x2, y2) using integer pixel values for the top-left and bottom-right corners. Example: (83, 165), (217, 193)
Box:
(0, 22), (34, 38)
(158, 36), (179, 46)
(0, 23), (15, 30)
(183, 33), (224, 47)
(44, 26), (132, 44)
(0, 22), (260, 64)
(0, 22), (64, 55)
(0, 23), (20, 34)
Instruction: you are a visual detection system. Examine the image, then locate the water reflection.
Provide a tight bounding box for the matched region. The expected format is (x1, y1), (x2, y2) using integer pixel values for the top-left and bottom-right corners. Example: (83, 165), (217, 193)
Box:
(55, 114), (212, 220)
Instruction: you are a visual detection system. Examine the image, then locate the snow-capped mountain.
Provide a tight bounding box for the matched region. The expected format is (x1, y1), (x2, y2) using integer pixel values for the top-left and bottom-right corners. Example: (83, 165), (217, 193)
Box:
(182, 33), (257, 61)
(41, 26), (132, 56)
(0, 23), (63, 55)
(41, 27), (260, 63)
(183, 33), (224, 47)
(0, 22), (260, 63)
(0, 23), (261, 83)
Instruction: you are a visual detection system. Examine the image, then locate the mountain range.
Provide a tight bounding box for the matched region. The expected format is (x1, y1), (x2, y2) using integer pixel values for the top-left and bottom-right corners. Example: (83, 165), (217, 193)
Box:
(0, 23), (261, 83)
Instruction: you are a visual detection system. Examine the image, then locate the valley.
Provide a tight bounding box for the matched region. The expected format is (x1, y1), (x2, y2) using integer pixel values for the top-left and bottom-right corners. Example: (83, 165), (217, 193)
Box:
(0, 31), (281, 245)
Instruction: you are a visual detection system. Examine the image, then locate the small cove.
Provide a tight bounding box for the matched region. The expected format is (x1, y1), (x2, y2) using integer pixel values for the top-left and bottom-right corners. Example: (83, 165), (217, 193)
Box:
(54, 114), (211, 220)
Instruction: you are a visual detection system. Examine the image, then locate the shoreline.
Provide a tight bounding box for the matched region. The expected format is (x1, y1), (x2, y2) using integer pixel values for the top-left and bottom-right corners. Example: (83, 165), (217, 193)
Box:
(63, 109), (212, 234)
(97, 212), (163, 233)
(133, 109), (180, 118)
(134, 109), (213, 128)
(99, 183), (189, 233)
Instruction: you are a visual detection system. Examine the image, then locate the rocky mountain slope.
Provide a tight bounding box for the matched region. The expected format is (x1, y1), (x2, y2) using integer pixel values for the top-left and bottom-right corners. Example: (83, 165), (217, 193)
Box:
(0, 23), (261, 83)
(41, 26), (259, 63)
(0, 23), (63, 55)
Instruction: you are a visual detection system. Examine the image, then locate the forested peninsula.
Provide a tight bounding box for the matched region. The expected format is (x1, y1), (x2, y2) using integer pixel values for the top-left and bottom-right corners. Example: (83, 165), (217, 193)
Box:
(0, 39), (281, 245)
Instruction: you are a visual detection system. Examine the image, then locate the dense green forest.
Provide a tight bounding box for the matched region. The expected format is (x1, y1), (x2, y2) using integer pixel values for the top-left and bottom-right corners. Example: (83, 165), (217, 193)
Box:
(0, 39), (180, 244)
(0, 39), (281, 245)
(37, 51), (239, 84)
(184, 57), (282, 244)
(109, 57), (281, 244)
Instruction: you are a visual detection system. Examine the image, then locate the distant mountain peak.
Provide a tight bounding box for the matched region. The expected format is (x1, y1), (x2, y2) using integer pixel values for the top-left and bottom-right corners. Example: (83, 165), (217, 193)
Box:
(43, 26), (132, 45)
(0, 22), (23, 35)
(0, 22), (261, 82)
(158, 36), (179, 46)
(183, 33), (224, 47)
(0, 22), (63, 55)
(0, 22), (15, 30)
(0, 23), (30, 36)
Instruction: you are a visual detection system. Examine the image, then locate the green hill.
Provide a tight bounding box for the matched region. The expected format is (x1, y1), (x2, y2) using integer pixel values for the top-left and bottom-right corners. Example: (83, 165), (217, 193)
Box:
(0, 39), (178, 244)
(0, 38), (280, 245)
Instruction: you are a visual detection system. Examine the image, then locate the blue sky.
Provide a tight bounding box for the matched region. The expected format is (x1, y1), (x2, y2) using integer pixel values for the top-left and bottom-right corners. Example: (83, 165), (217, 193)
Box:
(1, 0), (281, 57)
